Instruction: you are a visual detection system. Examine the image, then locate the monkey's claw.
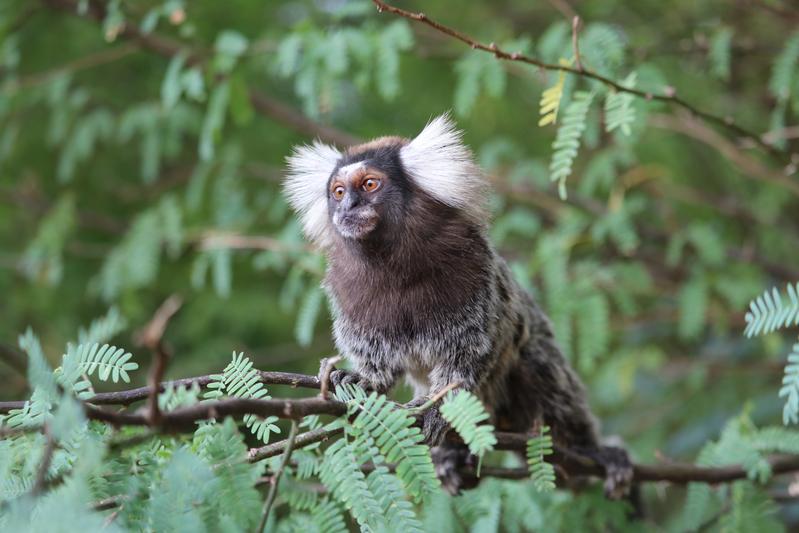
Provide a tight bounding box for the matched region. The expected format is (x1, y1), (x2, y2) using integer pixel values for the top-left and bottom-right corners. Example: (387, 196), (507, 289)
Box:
(593, 445), (634, 500)
(318, 358), (374, 393)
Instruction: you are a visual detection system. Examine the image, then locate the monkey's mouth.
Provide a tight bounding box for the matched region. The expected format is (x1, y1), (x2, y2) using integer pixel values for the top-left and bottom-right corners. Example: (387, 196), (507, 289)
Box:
(333, 208), (378, 240)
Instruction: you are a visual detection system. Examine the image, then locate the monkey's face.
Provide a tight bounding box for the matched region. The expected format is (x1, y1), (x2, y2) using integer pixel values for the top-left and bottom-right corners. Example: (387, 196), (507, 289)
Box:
(327, 159), (404, 241)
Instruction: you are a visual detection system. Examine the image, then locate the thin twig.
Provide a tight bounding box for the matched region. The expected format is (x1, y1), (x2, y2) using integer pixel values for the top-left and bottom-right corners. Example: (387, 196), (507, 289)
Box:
(135, 294), (183, 427)
(248, 425), (343, 463)
(257, 420), (299, 533)
(408, 381), (461, 413)
(318, 356), (343, 400)
(369, 0), (789, 165)
(649, 112), (799, 197)
(82, 396), (348, 430)
(3, 43), (137, 92)
(196, 232), (311, 254)
(571, 16), (583, 71)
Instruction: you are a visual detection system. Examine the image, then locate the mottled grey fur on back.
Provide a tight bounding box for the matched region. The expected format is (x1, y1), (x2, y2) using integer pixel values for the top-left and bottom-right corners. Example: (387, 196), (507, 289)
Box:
(283, 114), (632, 498)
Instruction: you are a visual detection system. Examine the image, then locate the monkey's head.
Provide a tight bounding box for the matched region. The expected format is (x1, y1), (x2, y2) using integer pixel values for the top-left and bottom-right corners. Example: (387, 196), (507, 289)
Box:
(284, 114), (487, 247)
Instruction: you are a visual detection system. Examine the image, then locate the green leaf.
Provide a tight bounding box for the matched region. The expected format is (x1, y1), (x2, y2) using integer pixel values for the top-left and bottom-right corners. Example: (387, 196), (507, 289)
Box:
(335, 385), (439, 500)
(769, 31), (799, 102)
(549, 91), (594, 199)
(440, 390), (497, 463)
(744, 282), (799, 337)
(199, 81), (230, 161)
(709, 27), (733, 81)
(604, 72), (636, 136)
(527, 425), (556, 492)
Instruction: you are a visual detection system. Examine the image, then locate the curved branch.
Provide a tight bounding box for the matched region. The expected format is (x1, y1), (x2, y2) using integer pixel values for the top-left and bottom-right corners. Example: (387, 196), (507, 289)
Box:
(370, 0), (791, 167)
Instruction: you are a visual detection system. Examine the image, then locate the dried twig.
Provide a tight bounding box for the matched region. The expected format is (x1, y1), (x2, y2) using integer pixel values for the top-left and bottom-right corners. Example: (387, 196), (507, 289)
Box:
(257, 420), (299, 533)
(318, 356), (343, 400)
(408, 381), (461, 413)
(571, 16), (583, 71)
(135, 294), (183, 427)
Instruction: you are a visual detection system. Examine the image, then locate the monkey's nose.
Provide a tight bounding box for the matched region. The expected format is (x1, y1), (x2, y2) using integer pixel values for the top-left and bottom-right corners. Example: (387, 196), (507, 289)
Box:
(340, 193), (359, 211)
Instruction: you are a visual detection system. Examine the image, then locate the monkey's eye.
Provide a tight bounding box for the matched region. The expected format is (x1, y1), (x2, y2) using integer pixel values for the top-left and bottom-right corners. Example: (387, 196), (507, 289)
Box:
(332, 185), (345, 201)
(362, 177), (381, 193)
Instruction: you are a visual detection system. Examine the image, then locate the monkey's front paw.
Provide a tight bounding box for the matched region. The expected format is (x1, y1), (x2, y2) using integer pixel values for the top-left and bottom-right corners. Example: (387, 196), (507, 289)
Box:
(593, 445), (634, 500)
(330, 369), (374, 392)
(420, 407), (450, 447)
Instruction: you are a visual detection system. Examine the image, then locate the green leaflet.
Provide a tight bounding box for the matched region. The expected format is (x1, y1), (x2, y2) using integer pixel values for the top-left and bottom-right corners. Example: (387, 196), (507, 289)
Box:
(549, 91), (595, 199)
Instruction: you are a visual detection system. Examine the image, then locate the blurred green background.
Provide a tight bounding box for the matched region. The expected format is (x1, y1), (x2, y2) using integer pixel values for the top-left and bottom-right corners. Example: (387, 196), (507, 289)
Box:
(1, 0), (799, 522)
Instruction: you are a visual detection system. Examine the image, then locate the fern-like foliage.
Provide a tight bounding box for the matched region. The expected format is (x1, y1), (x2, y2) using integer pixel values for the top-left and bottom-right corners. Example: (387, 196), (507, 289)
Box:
(60, 343), (138, 385)
(366, 465), (425, 533)
(194, 418), (264, 530)
(779, 341), (799, 425)
(538, 59), (571, 126)
(549, 90), (594, 199)
(743, 282), (799, 337)
(604, 72), (636, 135)
(335, 384), (439, 501)
(308, 499), (348, 533)
(3, 388), (52, 429)
(440, 390), (497, 464)
(526, 425), (556, 492)
(719, 481), (782, 533)
(318, 438), (385, 530)
(204, 351), (280, 442)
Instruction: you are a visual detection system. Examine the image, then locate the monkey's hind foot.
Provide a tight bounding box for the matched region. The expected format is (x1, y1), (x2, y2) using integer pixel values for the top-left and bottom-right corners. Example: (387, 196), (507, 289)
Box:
(586, 445), (634, 500)
(431, 445), (478, 495)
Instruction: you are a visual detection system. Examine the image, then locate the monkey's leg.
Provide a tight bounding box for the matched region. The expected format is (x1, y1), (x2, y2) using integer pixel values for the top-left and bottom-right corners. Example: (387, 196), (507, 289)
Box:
(521, 341), (635, 500)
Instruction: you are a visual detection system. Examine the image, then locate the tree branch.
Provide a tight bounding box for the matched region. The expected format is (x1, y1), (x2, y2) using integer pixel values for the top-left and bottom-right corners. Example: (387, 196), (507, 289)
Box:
(370, 0), (792, 167)
(5, 369), (799, 487)
(82, 396), (347, 431)
(0, 370), (320, 414)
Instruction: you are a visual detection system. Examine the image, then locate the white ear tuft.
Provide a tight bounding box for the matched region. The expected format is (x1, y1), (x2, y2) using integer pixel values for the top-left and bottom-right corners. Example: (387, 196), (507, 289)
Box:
(399, 113), (487, 218)
(284, 141), (341, 245)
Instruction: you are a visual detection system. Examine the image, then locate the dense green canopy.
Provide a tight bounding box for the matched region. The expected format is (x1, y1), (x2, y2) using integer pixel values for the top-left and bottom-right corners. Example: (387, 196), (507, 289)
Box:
(2, 0), (799, 530)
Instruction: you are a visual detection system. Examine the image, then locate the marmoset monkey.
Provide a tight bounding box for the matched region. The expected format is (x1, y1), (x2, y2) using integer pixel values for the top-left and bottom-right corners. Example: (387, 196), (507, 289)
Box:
(284, 114), (632, 497)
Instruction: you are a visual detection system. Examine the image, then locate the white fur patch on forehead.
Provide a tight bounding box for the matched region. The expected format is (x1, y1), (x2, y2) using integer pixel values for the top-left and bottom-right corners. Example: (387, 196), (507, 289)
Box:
(399, 113), (487, 219)
(284, 140), (342, 246)
(338, 161), (366, 179)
